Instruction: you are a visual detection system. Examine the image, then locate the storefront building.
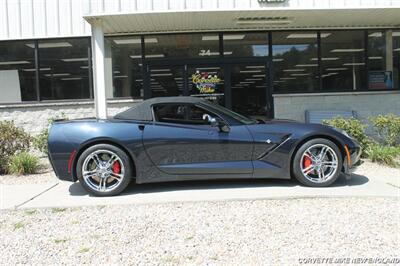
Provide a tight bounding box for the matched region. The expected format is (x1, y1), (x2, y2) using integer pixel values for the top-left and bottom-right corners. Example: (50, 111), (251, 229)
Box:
(0, 0), (399, 134)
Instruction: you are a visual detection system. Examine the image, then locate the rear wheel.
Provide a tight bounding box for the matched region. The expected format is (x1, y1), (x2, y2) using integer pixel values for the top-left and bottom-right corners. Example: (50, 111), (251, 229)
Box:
(292, 138), (342, 187)
(76, 144), (132, 196)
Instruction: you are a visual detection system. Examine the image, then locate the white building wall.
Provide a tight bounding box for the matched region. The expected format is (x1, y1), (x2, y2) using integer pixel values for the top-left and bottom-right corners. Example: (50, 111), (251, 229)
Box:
(0, 0), (91, 41)
(1, 0), (400, 41)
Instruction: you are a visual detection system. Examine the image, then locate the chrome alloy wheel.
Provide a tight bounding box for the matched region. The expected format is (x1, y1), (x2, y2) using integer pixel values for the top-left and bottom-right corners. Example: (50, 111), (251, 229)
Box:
(81, 149), (125, 193)
(300, 144), (339, 183)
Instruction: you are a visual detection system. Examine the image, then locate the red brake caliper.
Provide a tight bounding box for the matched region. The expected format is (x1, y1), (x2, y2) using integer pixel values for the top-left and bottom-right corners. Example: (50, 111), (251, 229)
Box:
(112, 161), (121, 174)
(303, 155), (312, 169)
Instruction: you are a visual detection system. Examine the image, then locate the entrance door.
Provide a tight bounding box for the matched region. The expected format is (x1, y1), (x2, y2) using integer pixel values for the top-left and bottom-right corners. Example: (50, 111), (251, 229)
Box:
(230, 64), (268, 119)
(147, 62), (226, 103)
(145, 61), (271, 118)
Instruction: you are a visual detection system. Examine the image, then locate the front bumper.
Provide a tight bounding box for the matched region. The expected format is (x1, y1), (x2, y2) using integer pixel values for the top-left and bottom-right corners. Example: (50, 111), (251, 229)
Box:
(343, 145), (363, 179)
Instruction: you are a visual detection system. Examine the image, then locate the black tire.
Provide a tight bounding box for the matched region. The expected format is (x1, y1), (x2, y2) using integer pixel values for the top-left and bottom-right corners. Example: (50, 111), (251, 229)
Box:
(76, 144), (132, 196)
(292, 138), (342, 187)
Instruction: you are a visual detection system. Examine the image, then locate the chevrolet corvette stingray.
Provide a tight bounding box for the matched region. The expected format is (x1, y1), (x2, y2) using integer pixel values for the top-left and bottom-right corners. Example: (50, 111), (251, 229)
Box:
(48, 96), (362, 196)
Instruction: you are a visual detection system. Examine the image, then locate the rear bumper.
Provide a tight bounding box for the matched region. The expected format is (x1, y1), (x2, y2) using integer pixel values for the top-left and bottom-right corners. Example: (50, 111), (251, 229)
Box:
(48, 152), (75, 182)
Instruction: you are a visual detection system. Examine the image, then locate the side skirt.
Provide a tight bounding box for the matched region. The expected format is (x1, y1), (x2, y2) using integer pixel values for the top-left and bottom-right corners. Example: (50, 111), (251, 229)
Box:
(135, 173), (253, 184)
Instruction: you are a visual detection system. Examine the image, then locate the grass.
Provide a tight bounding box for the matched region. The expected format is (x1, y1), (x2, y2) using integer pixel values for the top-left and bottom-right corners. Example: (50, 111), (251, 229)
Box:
(7, 152), (39, 175)
(185, 235), (194, 241)
(24, 209), (36, 215)
(78, 247), (90, 253)
(14, 222), (24, 230)
(54, 238), (69, 244)
(367, 145), (400, 167)
(51, 207), (67, 213)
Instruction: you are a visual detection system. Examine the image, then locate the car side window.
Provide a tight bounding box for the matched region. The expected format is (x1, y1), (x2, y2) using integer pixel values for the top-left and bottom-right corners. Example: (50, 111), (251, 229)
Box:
(186, 105), (214, 124)
(153, 104), (186, 124)
(153, 104), (216, 125)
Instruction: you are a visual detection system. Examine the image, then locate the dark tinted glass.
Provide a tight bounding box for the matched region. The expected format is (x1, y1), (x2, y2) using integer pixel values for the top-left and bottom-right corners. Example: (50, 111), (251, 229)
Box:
(272, 31), (318, 93)
(393, 31), (400, 90)
(321, 31), (366, 91)
(367, 30), (397, 90)
(223, 33), (268, 57)
(0, 41), (36, 102)
(145, 34), (220, 58)
(38, 38), (91, 100)
(153, 104), (186, 123)
(107, 36), (143, 98)
(153, 104), (213, 125)
(231, 64), (267, 116)
(368, 30), (386, 72)
(149, 66), (184, 97)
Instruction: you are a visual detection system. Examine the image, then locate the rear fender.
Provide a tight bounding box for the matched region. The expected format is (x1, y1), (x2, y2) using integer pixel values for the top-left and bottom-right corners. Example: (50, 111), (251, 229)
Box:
(48, 120), (146, 182)
(71, 137), (139, 181)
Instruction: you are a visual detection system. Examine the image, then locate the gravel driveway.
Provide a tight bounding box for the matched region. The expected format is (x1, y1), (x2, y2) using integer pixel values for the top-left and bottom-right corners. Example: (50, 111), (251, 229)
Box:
(1, 197), (399, 265)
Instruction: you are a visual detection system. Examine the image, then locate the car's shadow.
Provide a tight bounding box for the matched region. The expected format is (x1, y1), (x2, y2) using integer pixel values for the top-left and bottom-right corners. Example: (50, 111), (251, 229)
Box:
(68, 173), (369, 197)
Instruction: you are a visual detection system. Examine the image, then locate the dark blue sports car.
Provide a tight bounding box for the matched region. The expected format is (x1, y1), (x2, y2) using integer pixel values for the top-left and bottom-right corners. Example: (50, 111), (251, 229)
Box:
(48, 96), (362, 196)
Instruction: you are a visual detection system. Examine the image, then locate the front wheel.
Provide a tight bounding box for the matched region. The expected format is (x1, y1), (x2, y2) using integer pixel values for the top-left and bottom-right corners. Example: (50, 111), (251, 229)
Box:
(76, 144), (132, 196)
(292, 138), (342, 187)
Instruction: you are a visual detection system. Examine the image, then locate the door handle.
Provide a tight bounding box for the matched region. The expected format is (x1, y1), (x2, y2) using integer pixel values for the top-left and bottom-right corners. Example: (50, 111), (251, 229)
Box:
(138, 124), (145, 131)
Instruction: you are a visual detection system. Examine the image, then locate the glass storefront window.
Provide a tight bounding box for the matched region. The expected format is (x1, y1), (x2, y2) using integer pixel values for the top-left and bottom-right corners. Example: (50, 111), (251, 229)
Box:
(144, 34), (220, 58)
(231, 64), (267, 116)
(223, 32), (268, 57)
(0, 41), (36, 102)
(149, 66), (184, 97)
(107, 36), (143, 98)
(321, 31), (366, 91)
(368, 30), (386, 72)
(3, 30), (399, 106)
(272, 31), (318, 93)
(368, 30), (397, 90)
(393, 31), (400, 90)
(38, 38), (91, 100)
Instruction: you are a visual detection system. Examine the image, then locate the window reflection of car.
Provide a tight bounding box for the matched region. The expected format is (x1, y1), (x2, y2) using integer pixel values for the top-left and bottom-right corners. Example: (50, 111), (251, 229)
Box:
(48, 96), (362, 196)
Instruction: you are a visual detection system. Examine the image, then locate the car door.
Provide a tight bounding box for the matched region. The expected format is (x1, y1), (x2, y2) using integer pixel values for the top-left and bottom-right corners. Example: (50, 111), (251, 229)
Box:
(141, 103), (254, 176)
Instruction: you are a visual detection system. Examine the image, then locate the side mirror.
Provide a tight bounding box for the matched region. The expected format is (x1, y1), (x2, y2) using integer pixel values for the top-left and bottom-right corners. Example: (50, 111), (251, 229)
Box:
(218, 119), (230, 133)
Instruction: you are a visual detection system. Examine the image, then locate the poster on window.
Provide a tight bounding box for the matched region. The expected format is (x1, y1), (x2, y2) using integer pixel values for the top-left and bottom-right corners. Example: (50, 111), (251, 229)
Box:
(368, 71), (393, 90)
(191, 71), (220, 94)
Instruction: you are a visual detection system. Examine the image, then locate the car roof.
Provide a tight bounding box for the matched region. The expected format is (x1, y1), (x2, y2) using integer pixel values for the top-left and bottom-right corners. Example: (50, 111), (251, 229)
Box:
(113, 96), (207, 121)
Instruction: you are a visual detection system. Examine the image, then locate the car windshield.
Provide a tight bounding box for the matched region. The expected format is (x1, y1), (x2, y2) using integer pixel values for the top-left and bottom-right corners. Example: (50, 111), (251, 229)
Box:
(205, 101), (258, 125)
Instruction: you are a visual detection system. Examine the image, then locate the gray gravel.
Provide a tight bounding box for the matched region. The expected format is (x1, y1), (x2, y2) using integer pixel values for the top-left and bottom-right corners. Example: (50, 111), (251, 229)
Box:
(0, 170), (57, 185)
(0, 197), (399, 265)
